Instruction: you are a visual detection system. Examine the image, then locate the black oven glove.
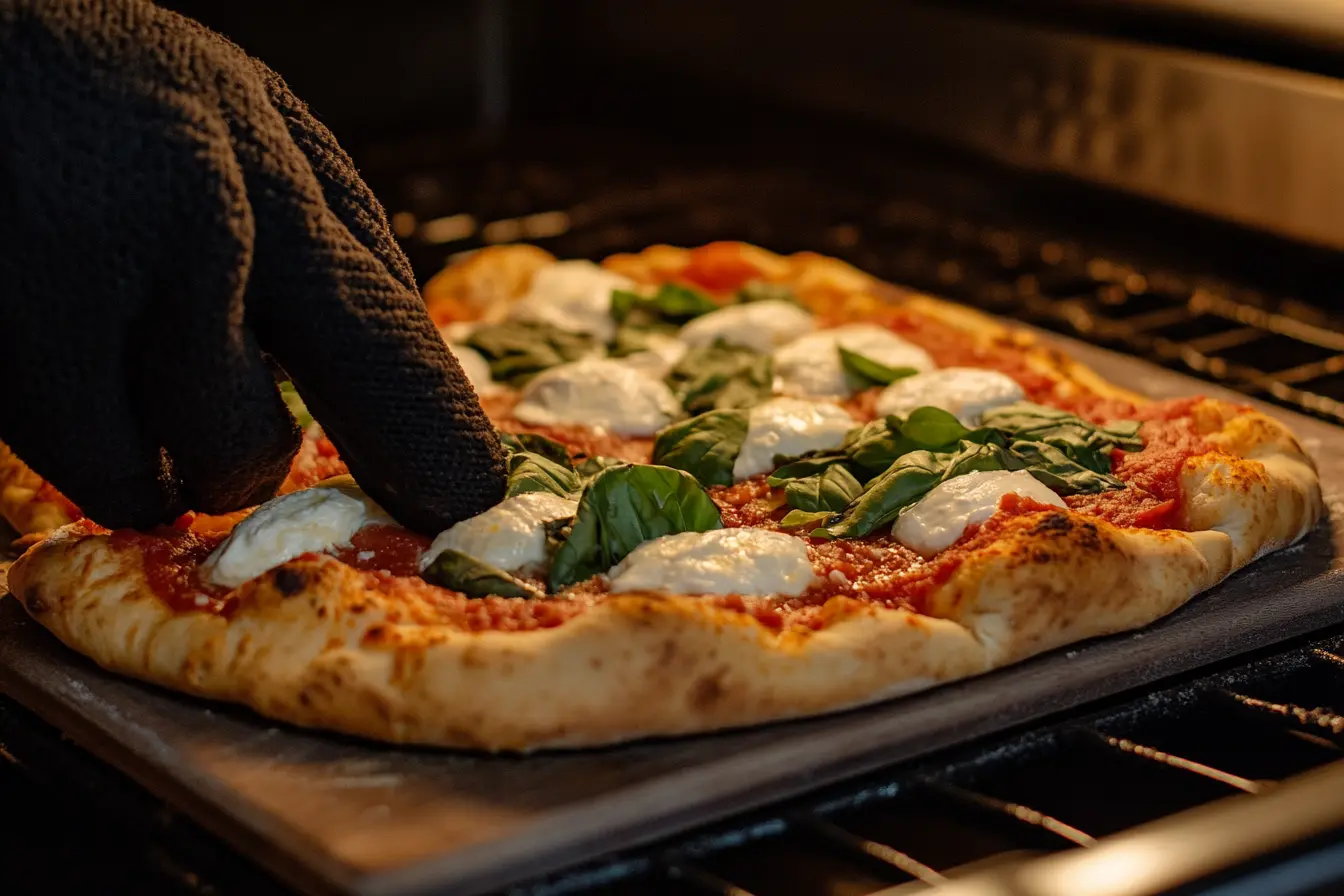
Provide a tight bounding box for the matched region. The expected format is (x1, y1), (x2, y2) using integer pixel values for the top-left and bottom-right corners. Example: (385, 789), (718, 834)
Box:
(0, 0), (507, 534)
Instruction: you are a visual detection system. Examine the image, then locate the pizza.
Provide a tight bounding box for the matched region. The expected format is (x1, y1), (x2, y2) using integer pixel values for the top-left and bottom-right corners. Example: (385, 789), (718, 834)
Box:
(6, 241), (1323, 752)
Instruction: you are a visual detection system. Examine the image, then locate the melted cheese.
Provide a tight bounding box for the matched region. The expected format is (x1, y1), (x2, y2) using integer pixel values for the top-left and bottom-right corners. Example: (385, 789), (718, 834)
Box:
(874, 367), (1024, 425)
(677, 300), (815, 353)
(608, 528), (818, 597)
(202, 479), (390, 588)
(506, 260), (634, 341)
(773, 324), (936, 398)
(513, 358), (682, 435)
(894, 470), (1065, 556)
(732, 398), (855, 481)
(421, 492), (578, 575)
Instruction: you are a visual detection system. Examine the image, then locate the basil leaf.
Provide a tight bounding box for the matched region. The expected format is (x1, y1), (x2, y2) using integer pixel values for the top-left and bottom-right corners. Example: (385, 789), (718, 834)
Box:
(736, 281), (804, 307)
(575, 455), (627, 481)
(611, 283), (718, 327)
(982, 402), (1143, 473)
(838, 346), (918, 389)
(1008, 441), (1126, 494)
(785, 464), (863, 513)
(548, 465), (724, 589)
(278, 381), (314, 430)
(505, 451), (581, 499)
(901, 406), (972, 448)
(421, 549), (543, 599)
(940, 439), (1016, 480)
(780, 509), (835, 529)
(467, 322), (599, 387)
(817, 450), (949, 539)
(652, 409), (750, 487)
(609, 322), (678, 358)
(840, 417), (911, 474)
(498, 431), (573, 467)
(665, 343), (774, 415)
(766, 451), (850, 485)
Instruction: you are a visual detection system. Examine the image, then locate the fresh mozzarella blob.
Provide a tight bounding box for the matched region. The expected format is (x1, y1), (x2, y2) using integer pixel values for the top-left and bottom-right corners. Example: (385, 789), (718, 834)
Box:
(732, 398), (855, 481)
(773, 324), (936, 398)
(874, 367), (1024, 425)
(202, 480), (391, 588)
(608, 528), (818, 597)
(421, 492), (578, 575)
(614, 331), (689, 380)
(677, 300), (815, 354)
(513, 357), (682, 435)
(894, 470), (1065, 556)
(506, 260), (635, 341)
(447, 344), (498, 395)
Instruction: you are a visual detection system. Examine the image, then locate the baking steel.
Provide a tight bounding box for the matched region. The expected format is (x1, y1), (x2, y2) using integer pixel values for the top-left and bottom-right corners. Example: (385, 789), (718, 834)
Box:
(2, 336), (1342, 896)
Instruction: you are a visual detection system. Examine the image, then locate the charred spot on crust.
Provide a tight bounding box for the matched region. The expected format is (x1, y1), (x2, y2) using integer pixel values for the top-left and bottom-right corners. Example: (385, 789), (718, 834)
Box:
(271, 567), (307, 596)
(23, 590), (47, 614)
(690, 669), (728, 712)
(1030, 513), (1073, 536)
(363, 624), (389, 646)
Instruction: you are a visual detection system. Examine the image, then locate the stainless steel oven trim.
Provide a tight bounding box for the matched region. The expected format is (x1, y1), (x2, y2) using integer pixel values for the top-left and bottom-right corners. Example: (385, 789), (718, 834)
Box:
(575, 0), (1344, 253)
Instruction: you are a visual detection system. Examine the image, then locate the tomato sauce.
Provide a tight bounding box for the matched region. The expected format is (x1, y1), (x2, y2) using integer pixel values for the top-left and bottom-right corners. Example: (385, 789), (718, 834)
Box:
(677, 242), (762, 293)
(330, 525), (433, 578)
(108, 528), (229, 613)
(479, 393), (655, 463)
(279, 432), (348, 492)
(87, 254), (1226, 634)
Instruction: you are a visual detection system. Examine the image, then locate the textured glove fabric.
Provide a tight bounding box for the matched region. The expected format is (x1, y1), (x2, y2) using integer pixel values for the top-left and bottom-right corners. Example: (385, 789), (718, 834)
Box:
(0, 0), (507, 533)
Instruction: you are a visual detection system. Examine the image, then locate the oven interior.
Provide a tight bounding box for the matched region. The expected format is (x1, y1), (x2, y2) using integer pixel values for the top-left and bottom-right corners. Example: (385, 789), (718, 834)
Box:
(6, 2), (1344, 894)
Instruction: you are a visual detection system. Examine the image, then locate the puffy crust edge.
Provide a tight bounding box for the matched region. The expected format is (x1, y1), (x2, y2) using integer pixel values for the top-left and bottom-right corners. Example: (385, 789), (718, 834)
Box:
(5, 243), (1326, 751)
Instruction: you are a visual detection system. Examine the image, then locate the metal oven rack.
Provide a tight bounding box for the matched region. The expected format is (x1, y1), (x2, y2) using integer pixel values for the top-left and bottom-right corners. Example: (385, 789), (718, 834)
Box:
(506, 626), (1344, 896)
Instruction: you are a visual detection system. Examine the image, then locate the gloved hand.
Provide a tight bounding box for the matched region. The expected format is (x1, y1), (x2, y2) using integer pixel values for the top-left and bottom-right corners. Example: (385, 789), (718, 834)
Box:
(0, 0), (507, 533)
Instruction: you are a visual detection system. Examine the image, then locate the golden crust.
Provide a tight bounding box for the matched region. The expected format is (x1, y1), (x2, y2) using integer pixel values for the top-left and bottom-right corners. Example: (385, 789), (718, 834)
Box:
(6, 241), (1326, 751)
(0, 440), (74, 535)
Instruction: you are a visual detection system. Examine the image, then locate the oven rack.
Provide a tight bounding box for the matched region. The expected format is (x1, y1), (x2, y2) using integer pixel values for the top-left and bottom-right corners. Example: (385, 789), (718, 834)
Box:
(504, 627), (1344, 896)
(376, 144), (1344, 429)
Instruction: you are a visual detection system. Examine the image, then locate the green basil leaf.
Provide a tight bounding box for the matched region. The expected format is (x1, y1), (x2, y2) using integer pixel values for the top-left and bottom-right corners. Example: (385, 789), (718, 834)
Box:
(548, 465), (724, 589)
(843, 416), (916, 474)
(611, 283), (718, 327)
(785, 464), (864, 513)
(575, 456), (627, 481)
(498, 431), (573, 467)
(981, 402), (1143, 472)
(900, 406), (972, 448)
(838, 346), (918, 389)
(1008, 441), (1126, 495)
(652, 409), (750, 487)
(817, 450), (949, 540)
(665, 343), (773, 415)
(421, 549), (543, 599)
(505, 451), (581, 499)
(736, 281), (804, 307)
(766, 451), (850, 485)
(939, 439), (1016, 481)
(779, 509), (835, 529)
(278, 381), (314, 430)
(467, 322), (599, 387)
(608, 322), (678, 358)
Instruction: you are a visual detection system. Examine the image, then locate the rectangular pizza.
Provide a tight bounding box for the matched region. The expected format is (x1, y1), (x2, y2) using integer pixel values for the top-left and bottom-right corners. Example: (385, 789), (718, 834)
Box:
(5, 241), (1322, 751)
